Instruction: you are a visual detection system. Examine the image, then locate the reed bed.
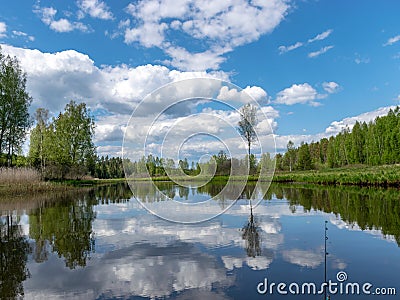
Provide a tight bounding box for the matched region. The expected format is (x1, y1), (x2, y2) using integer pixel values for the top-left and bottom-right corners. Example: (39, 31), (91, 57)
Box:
(0, 167), (41, 185)
(0, 167), (73, 196)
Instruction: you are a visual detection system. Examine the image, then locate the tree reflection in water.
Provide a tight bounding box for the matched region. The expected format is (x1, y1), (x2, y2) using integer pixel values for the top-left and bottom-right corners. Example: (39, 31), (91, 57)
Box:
(0, 214), (31, 299)
(29, 190), (103, 269)
(241, 204), (261, 258)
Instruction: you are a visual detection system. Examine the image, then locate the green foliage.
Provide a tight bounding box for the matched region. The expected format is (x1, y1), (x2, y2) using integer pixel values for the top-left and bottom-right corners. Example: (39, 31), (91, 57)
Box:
(297, 142), (312, 170)
(29, 108), (49, 172)
(273, 164), (400, 187)
(213, 150), (231, 175)
(0, 47), (32, 166)
(280, 107), (400, 170)
(29, 101), (96, 179)
(94, 155), (124, 179)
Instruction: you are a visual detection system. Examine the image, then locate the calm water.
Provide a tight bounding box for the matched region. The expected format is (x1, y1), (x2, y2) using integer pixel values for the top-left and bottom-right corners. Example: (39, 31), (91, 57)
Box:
(1, 182), (400, 299)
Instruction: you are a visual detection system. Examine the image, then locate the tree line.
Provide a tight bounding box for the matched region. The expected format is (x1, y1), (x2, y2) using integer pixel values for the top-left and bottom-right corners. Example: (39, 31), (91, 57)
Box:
(275, 107), (400, 171)
(125, 150), (275, 178)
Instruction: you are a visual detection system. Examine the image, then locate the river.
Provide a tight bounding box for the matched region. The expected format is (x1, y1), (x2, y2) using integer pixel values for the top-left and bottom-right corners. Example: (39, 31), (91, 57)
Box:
(1, 182), (399, 299)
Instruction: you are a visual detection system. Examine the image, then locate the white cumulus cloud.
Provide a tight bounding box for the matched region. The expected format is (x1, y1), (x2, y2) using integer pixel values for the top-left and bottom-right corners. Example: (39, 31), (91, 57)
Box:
(77, 0), (113, 20)
(123, 0), (290, 71)
(217, 85), (269, 104)
(275, 83), (323, 106)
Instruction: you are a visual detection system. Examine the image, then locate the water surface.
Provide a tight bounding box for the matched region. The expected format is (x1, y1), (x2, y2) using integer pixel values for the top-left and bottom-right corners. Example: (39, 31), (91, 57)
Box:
(1, 183), (399, 299)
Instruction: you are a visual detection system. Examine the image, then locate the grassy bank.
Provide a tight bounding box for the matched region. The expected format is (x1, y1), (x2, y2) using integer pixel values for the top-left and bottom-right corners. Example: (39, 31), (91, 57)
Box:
(272, 164), (400, 187)
(3, 164), (400, 194)
(127, 164), (400, 187)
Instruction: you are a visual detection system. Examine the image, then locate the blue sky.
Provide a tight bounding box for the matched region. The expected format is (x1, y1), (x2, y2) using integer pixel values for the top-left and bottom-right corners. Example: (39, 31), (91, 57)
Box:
(1, 0), (400, 157)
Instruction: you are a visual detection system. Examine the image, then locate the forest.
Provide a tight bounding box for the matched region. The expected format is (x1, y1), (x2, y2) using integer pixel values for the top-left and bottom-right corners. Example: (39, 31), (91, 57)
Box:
(276, 107), (400, 171)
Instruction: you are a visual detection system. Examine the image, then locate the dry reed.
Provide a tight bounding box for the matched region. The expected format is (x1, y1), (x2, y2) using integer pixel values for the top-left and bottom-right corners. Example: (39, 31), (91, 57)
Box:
(0, 167), (41, 185)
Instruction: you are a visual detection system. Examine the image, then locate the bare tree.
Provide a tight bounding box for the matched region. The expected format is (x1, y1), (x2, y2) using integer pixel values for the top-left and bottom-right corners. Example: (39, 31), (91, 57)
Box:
(238, 103), (258, 156)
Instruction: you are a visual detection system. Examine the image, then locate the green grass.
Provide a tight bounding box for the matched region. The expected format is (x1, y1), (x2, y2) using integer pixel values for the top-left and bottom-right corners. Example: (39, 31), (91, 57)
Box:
(126, 164), (400, 187)
(272, 164), (400, 187)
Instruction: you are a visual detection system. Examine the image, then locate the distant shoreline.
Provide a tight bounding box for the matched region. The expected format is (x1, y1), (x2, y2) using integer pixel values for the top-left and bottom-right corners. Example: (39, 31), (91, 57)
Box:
(0, 178), (127, 197)
(1, 164), (399, 196)
(127, 164), (400, 187)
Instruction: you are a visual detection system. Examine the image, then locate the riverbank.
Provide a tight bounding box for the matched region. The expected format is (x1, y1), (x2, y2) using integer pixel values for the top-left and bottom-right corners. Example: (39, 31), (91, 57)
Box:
(0, 167), (126, 197)
(272, 164), (400, 187)
(2, 164), (400, 196)
(126, 164), (400, 187)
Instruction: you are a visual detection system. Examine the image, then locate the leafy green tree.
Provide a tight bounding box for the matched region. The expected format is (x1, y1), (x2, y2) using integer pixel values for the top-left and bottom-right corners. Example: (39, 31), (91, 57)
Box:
(178, 157), (189, 174)
(319, 138), (329, 164)
(45, 100), (96, 179)
(0, 48), (32, 166)
(297, 142), (312, 170)
(29, 108), (50, 174)
(213, 150), (231, 175)
(349, 121), (364, 164)
(275, 153), (284, 171)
